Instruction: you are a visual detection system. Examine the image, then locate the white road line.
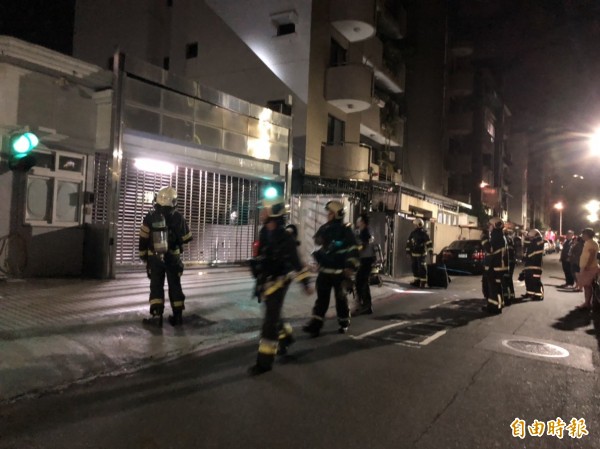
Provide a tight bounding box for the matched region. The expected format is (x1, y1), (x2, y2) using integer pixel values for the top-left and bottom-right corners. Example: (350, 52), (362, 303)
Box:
(419, 329), (447, 346)
(351, 321), (409, 340)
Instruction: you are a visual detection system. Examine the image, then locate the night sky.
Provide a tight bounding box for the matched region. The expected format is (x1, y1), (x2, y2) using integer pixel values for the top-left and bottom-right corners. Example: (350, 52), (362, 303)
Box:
(0, 0), (75, 55)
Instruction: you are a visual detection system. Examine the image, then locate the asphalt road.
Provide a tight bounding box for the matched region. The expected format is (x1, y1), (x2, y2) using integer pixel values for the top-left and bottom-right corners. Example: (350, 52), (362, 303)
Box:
(1, 255), (599, 449)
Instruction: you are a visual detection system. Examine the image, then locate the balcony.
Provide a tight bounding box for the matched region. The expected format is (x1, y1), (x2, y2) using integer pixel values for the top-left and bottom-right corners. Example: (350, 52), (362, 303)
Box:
(447, 112), (473, 136)
(325, 64), (374, 113)
(330, 0), (376, 43)
(362, 38), (405, 94)
(321, 142), (374, 181)
(377, 0), (407, 39)
(448, 71), (474, 97)
(361, 101), (382, 132)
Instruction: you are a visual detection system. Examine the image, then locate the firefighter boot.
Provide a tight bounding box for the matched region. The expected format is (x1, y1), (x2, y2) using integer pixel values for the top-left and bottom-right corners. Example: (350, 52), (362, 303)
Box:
(302, 318), (322, 338)
(143, 304), (164, 327)
(410, 280), (420, 287)
(338, 318), (350, 334)
(168, 309), (183, 327)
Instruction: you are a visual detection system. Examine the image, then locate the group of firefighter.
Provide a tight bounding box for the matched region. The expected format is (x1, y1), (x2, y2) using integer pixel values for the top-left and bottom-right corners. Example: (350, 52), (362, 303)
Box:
(137, 185), (544, 376)
(137, 186), (373, 375)
(481, 217), (544, 314)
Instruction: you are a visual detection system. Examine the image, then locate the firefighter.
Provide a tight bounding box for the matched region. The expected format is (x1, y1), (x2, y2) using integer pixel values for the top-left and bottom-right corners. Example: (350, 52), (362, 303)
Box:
(139, 186), (192, 327)
(521, 228), (544, 301)
(504, 228), (516, 305)
(302, 201), (359, 337)
(248, 197), (313, 375)
(405, 218), (433, 288)
(482, 217), (508, 314)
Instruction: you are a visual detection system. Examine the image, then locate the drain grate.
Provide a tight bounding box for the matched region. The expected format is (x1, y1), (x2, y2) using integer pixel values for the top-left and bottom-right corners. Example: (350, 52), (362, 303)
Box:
(502, 339), (570, 358)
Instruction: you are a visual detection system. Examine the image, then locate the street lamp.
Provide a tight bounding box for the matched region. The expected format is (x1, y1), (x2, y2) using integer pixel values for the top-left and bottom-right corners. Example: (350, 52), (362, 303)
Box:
(554, 202), (563, 236)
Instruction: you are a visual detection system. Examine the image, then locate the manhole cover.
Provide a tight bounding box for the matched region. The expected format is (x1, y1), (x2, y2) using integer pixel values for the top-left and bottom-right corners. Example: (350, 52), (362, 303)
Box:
(502, 339), (569, 358)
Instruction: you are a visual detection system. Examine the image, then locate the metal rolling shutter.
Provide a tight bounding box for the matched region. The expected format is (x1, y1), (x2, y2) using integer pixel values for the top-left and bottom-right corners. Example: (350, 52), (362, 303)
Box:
(112, 157), (258, 266)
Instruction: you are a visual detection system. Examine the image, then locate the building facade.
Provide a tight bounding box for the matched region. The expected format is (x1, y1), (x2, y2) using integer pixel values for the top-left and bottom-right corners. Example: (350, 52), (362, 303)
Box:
(0, 37), (292, 278)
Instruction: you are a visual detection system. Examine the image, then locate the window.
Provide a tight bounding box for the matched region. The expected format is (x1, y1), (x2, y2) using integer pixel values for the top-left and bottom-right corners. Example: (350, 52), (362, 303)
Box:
(186, 42), (198, 59)
(167, 0), (173, 6)
(327, 115), (345, 145)
(163, 57), (170, 70)
(330, 38), (347, 67)
(25, 149), (86, 226)
(277, 23), (295, 36)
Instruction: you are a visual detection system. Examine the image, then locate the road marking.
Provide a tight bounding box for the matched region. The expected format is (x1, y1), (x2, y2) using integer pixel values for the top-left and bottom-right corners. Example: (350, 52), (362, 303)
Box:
(351, 321), (408, 340)
(419, 329), (447, 346)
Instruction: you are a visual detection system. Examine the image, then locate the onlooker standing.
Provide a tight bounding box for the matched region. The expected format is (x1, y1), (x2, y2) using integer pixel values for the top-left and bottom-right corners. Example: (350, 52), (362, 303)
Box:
(568, 235), (584, 292)
(559, 230), (575, 288)
(576, 228), (599, 310)
(354, 214), (375, 315)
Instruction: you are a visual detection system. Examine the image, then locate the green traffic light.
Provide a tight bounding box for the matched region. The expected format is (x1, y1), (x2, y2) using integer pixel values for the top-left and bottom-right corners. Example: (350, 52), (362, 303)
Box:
(264, 186), (278, 199)
(11, 132), (39, 155)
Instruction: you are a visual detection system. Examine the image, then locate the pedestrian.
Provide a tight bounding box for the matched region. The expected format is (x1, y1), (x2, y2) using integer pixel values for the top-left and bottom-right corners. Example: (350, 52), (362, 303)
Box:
(569, 235), (584, 292)
(482, 217), (508, 313)
(302, 201), (359, 337)
(139, 186), (193, 327)
(503, 228), (516, 304)
(576, 228), (599, 311)
(558, 230), (575, 288)
(405, 218), (433, 288)
(354, 213), (375, 315)
(521, 228), (544, 301)
(248, 197), (313, 375)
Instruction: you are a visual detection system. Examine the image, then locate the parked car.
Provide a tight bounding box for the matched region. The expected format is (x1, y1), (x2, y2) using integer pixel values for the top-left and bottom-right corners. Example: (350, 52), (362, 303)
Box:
(438, 239), (486, 275)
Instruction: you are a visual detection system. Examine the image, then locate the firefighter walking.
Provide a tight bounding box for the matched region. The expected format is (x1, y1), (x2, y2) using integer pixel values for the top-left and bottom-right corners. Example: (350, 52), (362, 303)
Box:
(521, 228), (544, 301)
(504, 228), (516, 304)
(302, 201), (359, 337)
(139, 186), (192, 327)
(482, 217), (509, 314)
(249, 197), (313, 375)
(406, 218), (432, 288)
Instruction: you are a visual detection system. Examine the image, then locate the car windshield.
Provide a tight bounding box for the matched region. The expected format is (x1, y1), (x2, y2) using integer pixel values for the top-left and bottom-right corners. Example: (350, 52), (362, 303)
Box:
(446, 240), (480, 251)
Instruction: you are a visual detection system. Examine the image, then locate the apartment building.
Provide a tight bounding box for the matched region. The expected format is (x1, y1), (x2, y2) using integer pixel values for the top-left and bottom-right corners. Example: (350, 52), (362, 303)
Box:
(73, 0), (406, 191)
(443, 3), (514, 223)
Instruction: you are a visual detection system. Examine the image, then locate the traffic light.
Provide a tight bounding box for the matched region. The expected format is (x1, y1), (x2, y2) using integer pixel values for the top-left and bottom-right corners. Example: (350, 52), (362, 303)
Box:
(6, 131), (38, 171)
(261, 183), (283, 200)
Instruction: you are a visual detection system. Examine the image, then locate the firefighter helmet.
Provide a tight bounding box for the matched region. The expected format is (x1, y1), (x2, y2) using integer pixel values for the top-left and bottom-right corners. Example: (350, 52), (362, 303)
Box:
(489, 217), (504, 229)
(413, 218), (424, 228)
(325, 200), (345, 219)
(156, 186), (177, 207)
(527, 228), (541, 238)
(261, 197), (289, 218)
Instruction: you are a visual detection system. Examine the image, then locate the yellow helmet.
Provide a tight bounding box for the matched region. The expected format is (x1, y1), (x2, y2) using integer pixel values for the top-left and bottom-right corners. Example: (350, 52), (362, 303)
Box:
(261, 196), (289, 218)
(527, 228), (541, 238)
(156, 186), (177, 207)
(325, 200), (345, 219)
(413, 218), (424, 228)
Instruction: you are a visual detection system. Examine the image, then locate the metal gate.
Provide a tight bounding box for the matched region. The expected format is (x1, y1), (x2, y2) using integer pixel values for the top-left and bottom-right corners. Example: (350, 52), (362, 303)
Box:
(93, 154), (259, 266)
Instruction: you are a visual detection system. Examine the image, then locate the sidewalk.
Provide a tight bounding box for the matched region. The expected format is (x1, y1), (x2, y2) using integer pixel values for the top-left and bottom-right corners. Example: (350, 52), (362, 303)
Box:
(0, 267), (404, 403)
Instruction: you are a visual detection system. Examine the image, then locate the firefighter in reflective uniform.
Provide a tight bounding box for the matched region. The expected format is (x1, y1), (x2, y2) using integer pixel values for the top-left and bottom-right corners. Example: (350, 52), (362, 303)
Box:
(248, 197), (313, 375)
(504, 228), (516, 304)
(521, 229), (544, 300)
(482, 217), (508, 314)
(139, 186), (192, 327)
(406, 218), (433, 288)
(302, 201), (359, 337)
